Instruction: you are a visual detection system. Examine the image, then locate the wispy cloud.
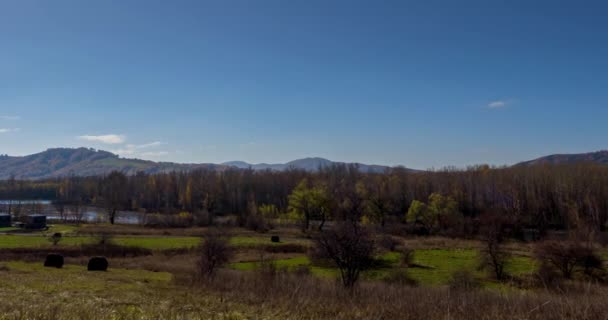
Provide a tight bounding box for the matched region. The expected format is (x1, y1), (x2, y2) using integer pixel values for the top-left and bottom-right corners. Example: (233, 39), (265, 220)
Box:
(78, 134), (126, 144)
(0, 128), (20, 133)
(128, 141), (164, 149)
(0, 116), (20, 120)
(487, 100), (508, 109)
(111, 141), (168, 158)
(140, 151), (169, 157)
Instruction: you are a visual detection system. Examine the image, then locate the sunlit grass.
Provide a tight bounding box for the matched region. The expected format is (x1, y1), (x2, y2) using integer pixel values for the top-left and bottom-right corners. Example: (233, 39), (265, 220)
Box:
(230, 248), (537, 288)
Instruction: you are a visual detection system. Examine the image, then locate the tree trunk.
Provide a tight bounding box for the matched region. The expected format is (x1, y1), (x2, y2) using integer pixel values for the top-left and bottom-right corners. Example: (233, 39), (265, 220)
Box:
(110, 208), (116, 224)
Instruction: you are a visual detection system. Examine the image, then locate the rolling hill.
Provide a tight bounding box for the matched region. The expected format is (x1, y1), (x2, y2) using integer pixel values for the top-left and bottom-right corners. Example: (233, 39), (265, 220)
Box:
(515, 150), (608, 166)
(0, 148), (401, 179)
(0, 148), (223, 179)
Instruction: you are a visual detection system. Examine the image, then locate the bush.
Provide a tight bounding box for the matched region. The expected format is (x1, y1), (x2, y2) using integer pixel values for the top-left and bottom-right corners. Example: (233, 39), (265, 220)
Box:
(535, 262), (562, 289)
(449, 270), (481, 291)
(383, 269), (418, 287)
(534, 241), (604, 279)
(198, 231), (233, 279)
(378, 235), (399, 252)
(48, 232), (62, 246)
(245, 214), (270, 233)
(97, 233), (113, 246)
(400, 247), (415, 267)
(478, 212), (510, 280)
(311, 222), (375, 288)
(292, 265), (311, 276)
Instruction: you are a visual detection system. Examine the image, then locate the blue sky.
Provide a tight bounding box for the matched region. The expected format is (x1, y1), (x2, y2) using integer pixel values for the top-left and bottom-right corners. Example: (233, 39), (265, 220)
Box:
(1, 0), (607, 169)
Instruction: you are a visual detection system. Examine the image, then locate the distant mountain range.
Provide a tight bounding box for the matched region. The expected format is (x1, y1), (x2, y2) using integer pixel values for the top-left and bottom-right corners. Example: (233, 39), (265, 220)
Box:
(1, 148), (607, 180)
(515, 150), (608, 166)
(222, 158), (393, 173)
(0, 148), (399, 179)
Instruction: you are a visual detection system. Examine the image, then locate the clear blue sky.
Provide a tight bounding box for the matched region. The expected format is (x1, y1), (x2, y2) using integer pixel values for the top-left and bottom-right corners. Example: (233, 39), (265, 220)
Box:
(1, 0), (607, 169)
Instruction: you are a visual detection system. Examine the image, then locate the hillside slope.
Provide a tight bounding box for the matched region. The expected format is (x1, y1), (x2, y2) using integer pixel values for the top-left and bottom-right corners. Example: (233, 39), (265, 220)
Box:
(515, 150), (608, 166)
(0, 148), (221, 179)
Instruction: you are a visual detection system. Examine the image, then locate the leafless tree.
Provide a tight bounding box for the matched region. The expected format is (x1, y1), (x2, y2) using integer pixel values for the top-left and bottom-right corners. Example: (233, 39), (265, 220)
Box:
(312, 222), (375, 288)
(479, 213), (510, 280)
(198, 231), (233, 279)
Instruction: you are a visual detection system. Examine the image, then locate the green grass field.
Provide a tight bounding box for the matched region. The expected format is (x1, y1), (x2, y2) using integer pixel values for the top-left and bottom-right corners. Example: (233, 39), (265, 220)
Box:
(231, 248), (537, 287)
(0, 234), (201, 250)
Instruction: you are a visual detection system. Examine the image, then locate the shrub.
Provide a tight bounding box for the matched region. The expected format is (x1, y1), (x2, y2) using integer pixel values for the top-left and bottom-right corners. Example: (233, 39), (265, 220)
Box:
(479, 213), (510, 280)
(293, 265), (311, 276)
(400, 247), (415, 267)
(97, 233), (114, 246)
(535, 262), (562, 289)
(312, 222), (375, 288)
(383, 269), (418, 287)
(198, 231), (233, 279)
(534, 241), (604, 279)
(245, 214), (270, 233)
(378, 235), (398, 252)
(48, 232), (62, 246)
(449, 270), (481, 291)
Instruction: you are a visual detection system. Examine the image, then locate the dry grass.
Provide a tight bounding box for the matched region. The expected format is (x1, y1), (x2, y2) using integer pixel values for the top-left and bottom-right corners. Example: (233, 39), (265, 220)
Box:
(178, 269), (608, 320)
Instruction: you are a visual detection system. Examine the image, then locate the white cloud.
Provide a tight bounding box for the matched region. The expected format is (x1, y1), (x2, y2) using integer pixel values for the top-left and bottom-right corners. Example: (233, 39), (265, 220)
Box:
(78, 134), (126, 144)
(0, 128), (20, 133)
(110, 141), (167, 158)
(487, 100), (508, 109)
(140, 151), (169, 157)
(131, 141), (163, 149)
(0, 116), (20, 120)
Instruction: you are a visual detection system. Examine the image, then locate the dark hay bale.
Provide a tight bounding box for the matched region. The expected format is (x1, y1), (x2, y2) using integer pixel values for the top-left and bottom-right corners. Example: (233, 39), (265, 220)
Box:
(87, 256), (109, 271)
(271, 235), (280, 243)
(44, 254), (64, 268)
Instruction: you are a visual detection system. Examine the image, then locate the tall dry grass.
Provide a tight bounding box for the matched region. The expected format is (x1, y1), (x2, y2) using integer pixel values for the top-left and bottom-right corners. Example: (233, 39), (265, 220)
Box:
(177, 267), (608, 320)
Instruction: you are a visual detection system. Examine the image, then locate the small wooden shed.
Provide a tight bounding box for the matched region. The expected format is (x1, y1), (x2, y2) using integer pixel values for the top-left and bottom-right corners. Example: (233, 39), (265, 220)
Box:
(0, 213), (10, 228)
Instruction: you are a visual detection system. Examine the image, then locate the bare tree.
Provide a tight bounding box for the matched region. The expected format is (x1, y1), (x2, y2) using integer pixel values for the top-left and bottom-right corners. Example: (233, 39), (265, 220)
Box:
(312, 223), (375, 288)
(479, 213), (510, 280)
(535, 240), (604, 279)
(101, 171), (128, 224)
(198, 231), (233, 279)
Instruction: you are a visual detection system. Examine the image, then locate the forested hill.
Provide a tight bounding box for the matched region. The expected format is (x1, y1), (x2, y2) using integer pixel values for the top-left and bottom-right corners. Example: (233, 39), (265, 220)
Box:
(515, 150), (608, 166)
(0, 148), (398, 179)
(0, 148), (223, 179)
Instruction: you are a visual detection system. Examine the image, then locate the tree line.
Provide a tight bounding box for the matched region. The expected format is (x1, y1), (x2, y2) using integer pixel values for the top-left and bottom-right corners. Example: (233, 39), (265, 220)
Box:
(0, 163), (607, 233)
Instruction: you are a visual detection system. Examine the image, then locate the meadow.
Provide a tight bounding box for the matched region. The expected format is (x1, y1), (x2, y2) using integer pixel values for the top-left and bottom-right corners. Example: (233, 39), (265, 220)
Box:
(0, 223), (607, 319)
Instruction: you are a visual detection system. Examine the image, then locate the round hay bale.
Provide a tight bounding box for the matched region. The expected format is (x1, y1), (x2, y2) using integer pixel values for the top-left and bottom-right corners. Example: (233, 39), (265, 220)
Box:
(87, 256), (108, 271)
(271, 235), (280, 243)
(44, 254), (64, 268)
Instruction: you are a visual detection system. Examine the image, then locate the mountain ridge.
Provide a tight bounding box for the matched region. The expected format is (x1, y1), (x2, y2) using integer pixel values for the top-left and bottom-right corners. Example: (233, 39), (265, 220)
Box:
(0, 148), (401, 179)
(3, 148), (607, 180)
(515, 150), (608, 166)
